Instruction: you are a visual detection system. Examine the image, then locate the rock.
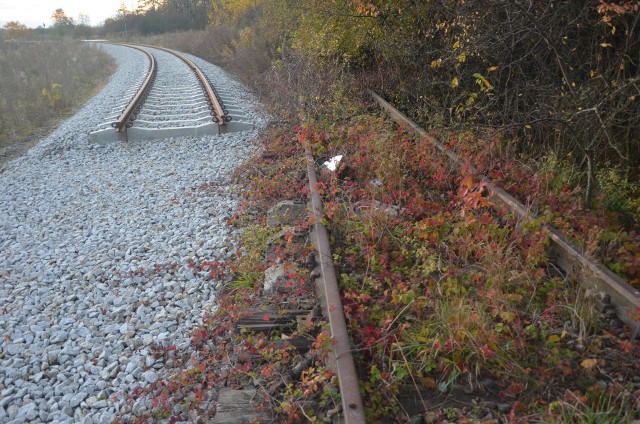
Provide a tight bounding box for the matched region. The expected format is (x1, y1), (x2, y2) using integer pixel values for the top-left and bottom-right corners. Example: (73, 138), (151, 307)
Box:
(423, 411), (439, 424)
(100, 362), (119, 380)
(0, 395), (14, 408)
(497, 403), (512, 413)
(91, 400), (108, 409)
(480, 401), (496, 410)
(410, 415), (424, 424)
(143, 371), (158, 383)
(145, 356), (155, 367)
(6, 404), (19, 419)
(6, 344), (25, 355)
(50, 331), (69, 344)
(31, 372), (45, 383)
(15, 402), (38, 421)
(70, 392), (88, 408)
(266, 200), (306, 227)
(263, 263), (285, 294)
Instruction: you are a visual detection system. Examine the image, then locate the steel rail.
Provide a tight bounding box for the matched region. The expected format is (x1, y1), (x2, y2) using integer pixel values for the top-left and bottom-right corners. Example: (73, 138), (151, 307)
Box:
(369, 89), (640, 333)
(304, 144), (367, 424)
(149, 45), (228, 126)
(111, 44), (157, 133)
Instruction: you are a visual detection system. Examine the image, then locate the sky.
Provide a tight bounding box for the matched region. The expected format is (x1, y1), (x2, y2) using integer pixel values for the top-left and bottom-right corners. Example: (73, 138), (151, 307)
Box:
(0, 0), (139, 28)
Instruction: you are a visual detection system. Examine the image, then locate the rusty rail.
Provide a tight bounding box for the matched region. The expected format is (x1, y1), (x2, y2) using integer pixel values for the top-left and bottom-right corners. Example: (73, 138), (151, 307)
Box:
(112, 44), (156, 133)
(149, 45), (228, 126)
(369, 89), (640, 333)
(304, 144), (367, 423)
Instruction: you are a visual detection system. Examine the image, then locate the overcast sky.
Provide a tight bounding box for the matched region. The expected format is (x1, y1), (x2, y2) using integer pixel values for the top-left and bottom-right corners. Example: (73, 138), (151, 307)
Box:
(0, 0), (139, 28)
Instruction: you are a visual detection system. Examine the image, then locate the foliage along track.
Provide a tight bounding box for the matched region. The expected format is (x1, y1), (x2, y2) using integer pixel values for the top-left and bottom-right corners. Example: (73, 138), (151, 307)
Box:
(368, 90), (640, 333)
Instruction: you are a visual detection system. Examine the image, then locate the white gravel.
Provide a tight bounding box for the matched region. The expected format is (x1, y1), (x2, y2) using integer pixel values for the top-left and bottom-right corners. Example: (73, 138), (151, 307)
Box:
(0, 44), (265, 423)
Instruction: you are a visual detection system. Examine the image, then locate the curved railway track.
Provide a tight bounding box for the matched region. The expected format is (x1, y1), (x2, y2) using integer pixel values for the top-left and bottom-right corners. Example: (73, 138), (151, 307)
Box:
(90, 43), (253, 144)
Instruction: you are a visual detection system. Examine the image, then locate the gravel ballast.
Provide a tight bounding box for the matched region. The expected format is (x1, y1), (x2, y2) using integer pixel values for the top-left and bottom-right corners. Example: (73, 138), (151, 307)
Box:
(0, 44), (264, 423)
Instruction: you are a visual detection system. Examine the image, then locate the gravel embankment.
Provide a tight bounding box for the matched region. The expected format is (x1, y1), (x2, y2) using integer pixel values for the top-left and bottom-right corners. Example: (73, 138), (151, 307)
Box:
(0, 44), (264, 423)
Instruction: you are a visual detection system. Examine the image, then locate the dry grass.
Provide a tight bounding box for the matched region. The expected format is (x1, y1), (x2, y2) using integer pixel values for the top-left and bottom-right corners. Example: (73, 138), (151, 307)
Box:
(0, 40), (115, 151)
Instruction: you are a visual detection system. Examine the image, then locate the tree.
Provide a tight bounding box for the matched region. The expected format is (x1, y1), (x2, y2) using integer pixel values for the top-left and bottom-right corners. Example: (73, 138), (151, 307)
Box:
(138, 0), (165, 12)
(51, 8), (74, 36)
(75, 13), (93, 38)
(117, 2), (133, 18)
(52, 8), (74, 27)
(77, 13), (91, 26)
(3, 21), (33, 38)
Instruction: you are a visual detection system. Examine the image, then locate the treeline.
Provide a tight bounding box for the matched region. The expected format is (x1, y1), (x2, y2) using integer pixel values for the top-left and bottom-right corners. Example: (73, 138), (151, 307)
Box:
(149, 0), (639, 209)
(2, 10), (100, 40)
(104, 0), (211, 37)
(1, 0), (210, 41)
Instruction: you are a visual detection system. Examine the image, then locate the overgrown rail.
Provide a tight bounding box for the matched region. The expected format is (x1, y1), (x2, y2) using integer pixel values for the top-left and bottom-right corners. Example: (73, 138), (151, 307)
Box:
(368, 89), (640, 333)
(298, 90), (638, 422)
(304, 145), (367, 424)
(298, 88), (636, 422)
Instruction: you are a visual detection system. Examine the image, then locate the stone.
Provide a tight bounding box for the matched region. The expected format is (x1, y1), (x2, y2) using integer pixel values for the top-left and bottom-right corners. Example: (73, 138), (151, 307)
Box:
(263, 263), (285, 295)
(266, 200), (306, 227)
(50, 331), (69, 344)
(497, 403), (512, 413)
(70, 392), (88, 408)
(15, 402), (38, 421)
(91, 400), (108, 409)
(143, 371), (158, 383)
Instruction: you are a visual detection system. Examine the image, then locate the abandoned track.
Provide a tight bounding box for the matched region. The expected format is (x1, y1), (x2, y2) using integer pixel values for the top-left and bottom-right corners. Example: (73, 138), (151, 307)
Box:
(90, 43), (252, 144)
(294, 92), (640, 423)
(367, 90), (640, 332)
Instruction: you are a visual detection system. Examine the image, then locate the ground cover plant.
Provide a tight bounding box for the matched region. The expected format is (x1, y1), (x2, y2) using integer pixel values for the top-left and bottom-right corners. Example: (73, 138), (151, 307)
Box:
(431, 129), (640, 287)
(301, 116), (640, 422)
(0, 40), (114, 151)
(129, 0), (640, 283)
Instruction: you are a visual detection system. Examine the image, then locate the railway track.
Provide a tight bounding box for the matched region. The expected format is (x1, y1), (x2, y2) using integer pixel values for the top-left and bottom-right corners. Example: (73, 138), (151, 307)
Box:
(74, 44), (638, 420)
(89, 43), (253, 144)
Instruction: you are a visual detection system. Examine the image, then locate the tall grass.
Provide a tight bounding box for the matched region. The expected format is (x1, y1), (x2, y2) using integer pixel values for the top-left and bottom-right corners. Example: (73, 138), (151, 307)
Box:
(0, 41), (115, 148)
